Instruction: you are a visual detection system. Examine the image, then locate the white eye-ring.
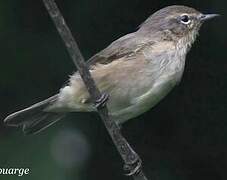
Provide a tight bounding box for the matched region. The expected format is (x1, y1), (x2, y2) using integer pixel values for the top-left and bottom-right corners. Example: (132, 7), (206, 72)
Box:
(180, 14), (191, 25)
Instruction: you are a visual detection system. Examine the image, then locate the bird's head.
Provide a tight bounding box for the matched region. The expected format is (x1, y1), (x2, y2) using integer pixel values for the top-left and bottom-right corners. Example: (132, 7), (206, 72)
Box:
(139, 5), (219, 49)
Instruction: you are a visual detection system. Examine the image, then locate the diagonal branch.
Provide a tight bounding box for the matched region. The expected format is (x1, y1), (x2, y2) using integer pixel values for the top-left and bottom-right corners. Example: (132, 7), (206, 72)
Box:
(42, 0), (148, 179)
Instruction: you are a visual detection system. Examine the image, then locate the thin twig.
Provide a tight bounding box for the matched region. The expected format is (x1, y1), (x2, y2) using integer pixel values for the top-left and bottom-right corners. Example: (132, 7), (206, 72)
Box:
(42, 0), (148, 179)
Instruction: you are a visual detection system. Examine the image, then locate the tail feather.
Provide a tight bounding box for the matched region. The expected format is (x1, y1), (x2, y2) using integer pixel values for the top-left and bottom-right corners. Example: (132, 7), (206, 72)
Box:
(22, 113), (65, 135)
(4, 95), (65, 134)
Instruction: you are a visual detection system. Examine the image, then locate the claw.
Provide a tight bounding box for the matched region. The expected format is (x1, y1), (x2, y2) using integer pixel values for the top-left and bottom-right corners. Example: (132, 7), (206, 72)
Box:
(95, 93), (109, 108)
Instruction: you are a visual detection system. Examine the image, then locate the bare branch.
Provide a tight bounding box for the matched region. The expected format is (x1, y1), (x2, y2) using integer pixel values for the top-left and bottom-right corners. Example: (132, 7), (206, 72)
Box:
(42, 0), (148, 179)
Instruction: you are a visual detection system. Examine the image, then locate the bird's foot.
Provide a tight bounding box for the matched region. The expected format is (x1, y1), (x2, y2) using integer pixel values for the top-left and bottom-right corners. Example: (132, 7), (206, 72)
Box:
(124, 158), (142, 176)
(95, 92), (109, 109)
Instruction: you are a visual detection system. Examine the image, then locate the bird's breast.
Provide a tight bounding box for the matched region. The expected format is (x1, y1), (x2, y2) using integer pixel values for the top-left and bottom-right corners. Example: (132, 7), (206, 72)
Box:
(113, 53), (186, 123)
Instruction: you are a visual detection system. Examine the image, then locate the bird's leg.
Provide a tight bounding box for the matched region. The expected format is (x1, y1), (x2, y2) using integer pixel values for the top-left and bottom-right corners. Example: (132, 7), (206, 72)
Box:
(95, 92), (109, 108)
(124, 156), (142, 176)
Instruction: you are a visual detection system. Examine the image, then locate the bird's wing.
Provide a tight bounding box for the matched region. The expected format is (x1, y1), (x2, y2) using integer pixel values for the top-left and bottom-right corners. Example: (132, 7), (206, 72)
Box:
(87, 33), (154, 68)
(57, 33), (156, 112)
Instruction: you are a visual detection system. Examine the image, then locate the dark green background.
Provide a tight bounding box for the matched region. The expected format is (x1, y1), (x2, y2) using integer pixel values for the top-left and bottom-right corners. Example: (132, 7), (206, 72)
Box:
(0, 0), (226, 180)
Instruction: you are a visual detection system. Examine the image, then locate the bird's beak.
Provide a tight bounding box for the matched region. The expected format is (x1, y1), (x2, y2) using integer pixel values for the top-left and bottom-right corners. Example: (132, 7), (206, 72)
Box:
(200, 14), (220, 21)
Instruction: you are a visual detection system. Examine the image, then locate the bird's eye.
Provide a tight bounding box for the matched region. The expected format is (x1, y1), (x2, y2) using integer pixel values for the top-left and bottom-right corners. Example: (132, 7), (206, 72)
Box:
(180, 15), (191, 24)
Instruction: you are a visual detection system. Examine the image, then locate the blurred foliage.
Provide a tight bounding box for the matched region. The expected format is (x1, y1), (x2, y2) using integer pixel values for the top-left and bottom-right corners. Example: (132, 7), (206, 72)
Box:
(0, 0), (226, 180)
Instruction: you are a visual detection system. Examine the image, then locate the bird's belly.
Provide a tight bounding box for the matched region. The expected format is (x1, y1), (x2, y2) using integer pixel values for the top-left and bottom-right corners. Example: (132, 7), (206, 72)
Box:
(110, 72), (182, 124)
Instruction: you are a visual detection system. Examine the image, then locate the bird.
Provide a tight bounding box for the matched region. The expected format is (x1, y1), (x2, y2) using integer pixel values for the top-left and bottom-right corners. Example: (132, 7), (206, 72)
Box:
(4, 5), (219, 134)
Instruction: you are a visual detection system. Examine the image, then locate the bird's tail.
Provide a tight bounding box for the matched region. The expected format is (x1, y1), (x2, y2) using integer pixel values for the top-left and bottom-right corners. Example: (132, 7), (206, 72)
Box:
(4, 95), (65, 135)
